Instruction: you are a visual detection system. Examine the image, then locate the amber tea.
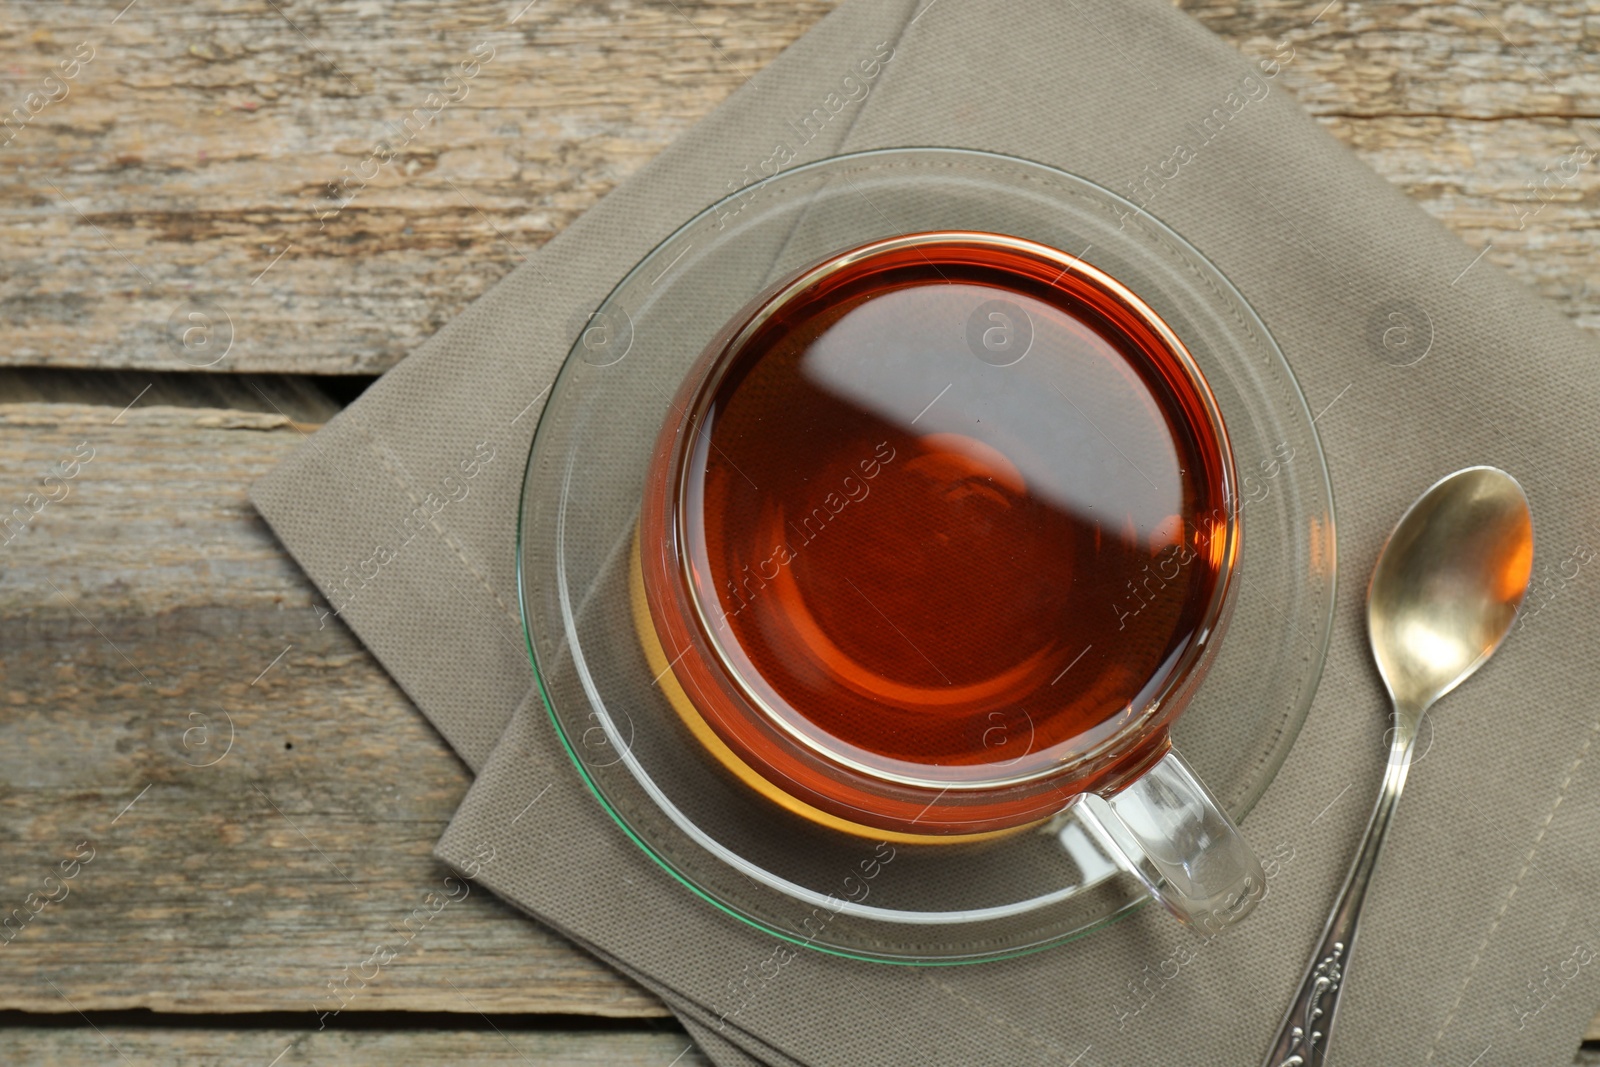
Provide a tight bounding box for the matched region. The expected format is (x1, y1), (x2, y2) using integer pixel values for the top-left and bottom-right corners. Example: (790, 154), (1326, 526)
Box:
(638, 232), (1236, 836)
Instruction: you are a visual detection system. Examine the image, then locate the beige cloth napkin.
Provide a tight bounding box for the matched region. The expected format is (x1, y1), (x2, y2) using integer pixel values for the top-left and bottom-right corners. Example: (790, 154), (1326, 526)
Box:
(252, 0), (1600, 1063)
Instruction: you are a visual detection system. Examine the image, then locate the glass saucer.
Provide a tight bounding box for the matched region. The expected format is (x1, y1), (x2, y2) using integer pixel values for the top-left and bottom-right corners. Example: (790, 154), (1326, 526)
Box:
(518, 148), (1336, 963)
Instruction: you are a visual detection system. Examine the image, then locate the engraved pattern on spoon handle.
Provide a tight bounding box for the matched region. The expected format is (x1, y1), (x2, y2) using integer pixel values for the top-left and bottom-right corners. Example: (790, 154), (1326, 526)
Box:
(1263, 725), (1418, 1067)
(1266, 929), (1349, 1065)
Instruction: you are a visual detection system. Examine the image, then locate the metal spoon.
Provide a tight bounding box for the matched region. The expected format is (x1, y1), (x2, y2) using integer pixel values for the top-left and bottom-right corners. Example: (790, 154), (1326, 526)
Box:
(1262, 466), (1533, 1067)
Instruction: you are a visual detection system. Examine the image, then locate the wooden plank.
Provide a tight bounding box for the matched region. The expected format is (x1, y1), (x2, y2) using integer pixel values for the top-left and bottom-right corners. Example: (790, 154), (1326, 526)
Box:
(16, 1025), (1590, 1067)
(4, 1), (1600, 374)
(0, 401), (665, 1017)
(0, 0), (838, 375)
(1192, 1), (1600, 338)
(1182, 0), (1599, 119)
(1320, 114), (1600, 336)
(0, 1027), (712, 1066)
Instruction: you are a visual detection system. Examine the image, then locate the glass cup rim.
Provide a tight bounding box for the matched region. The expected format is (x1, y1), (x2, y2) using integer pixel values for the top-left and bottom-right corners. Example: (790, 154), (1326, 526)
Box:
(657, 228), (1242, 794)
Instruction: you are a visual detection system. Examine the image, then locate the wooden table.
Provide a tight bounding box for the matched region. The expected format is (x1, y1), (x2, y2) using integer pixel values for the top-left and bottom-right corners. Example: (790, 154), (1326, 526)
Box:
(3, 1), (1598, 1061)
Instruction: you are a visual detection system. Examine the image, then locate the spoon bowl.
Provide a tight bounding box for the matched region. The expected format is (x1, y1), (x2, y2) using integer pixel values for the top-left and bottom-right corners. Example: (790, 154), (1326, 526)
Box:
(1368, 467), (1534, 716)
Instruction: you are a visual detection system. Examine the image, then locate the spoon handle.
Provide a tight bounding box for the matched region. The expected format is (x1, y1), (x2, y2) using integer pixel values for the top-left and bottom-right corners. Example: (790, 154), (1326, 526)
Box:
(1262, 728), (1418, 1067)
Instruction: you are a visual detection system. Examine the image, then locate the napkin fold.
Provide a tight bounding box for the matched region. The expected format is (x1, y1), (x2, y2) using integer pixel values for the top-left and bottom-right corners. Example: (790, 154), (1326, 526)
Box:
(253, 0), (1600, 1063)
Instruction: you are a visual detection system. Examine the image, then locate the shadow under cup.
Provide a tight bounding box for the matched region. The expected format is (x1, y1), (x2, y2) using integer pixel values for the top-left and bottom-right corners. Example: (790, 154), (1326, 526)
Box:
(637, 232), (1240, 848)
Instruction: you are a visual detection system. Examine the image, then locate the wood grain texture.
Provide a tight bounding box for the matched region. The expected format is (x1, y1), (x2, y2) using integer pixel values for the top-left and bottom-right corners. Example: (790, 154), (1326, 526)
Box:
(2, 0), (1598, 372)
(0, 401), (664, 1018)
(0, 1027), (711, 1066)
(0, 0), (838, 374)
(1181, 0), (1600, 337)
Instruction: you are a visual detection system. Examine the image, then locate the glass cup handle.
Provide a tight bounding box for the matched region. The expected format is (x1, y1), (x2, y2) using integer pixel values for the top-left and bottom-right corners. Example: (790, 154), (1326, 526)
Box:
(1075, 746), (1266, 933)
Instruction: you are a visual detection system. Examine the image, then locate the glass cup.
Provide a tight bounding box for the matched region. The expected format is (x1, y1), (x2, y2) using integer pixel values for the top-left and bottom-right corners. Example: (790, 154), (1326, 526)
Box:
(635, 231), (1264, 931)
